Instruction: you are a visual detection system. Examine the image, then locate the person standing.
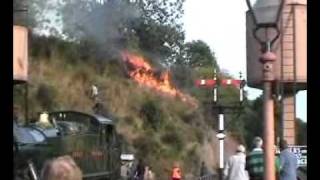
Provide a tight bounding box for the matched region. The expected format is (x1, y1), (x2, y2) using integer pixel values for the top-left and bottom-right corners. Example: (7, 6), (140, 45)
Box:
(200, 161), (208, 177)
(171, 162), (182, 180)
(246, 137), (282, 180)
(121, 161), (130, 180)
(143, 166), (155, 180)
(245, 137), (264, 180)
(133, 159), (145, 180)
(279, 139), (298, 180)
(90, 84), (99, 102)
(224, 144), (249, 180)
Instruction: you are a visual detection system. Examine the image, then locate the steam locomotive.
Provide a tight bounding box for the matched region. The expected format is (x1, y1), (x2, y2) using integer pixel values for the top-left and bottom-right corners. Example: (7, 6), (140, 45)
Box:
(13, 110), (121, 180)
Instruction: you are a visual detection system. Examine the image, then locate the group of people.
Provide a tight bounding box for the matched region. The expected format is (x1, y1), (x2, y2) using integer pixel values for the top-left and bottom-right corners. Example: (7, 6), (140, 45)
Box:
(29, 137), (299, 180)
(224, 137), (298, 180)
(122, 160), (183, 180)
(120, 159), (155, 180)
(41, 156), (157, 180)
(133, 163), (155, 180)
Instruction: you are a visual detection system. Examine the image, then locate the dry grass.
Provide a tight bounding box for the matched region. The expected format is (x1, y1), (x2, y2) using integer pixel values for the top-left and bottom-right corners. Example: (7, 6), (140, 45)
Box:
(25, 53), (238, 179)
(29, 59), (94, 113)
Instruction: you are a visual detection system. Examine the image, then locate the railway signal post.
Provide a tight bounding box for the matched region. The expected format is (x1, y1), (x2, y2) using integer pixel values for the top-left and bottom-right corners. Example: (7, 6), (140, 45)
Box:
(195, 70), (246, 180)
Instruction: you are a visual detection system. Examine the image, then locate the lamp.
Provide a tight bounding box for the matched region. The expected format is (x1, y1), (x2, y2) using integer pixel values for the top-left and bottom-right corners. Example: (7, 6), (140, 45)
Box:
(246, 0), (284, 50)
(245, 1), (284, 180)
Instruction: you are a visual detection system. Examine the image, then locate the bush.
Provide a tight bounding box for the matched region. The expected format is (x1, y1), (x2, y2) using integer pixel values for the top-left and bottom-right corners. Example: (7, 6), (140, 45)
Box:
(73, 65), (92, 84)
(13, 84), (25, 106)
(161, 125), (184, 152)
(171, 65), (194, 89)
(140, 99), (164, 130)
(183, 143), (199, 172)
(30, 35), (53, 59)
(133, 136), (161, 158)
(36, 83), (57, 110)
(181, 110), (200, 124)
(194, 128), (204, 144)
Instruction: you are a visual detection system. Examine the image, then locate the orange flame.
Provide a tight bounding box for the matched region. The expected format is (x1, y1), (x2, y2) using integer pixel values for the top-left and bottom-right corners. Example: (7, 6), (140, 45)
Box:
(121, 51), (197, 107)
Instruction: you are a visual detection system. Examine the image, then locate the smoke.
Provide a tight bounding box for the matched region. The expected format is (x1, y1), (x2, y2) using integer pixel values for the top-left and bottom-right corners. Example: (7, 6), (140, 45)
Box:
(61, 0), (141, 57)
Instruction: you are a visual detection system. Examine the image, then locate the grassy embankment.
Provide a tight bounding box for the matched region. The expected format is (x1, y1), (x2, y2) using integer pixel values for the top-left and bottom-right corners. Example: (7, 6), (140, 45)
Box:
(14, 36), (238, 179)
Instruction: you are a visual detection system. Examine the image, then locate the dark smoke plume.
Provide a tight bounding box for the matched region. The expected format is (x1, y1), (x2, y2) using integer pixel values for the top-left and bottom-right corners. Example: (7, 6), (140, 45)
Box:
(61, 0), (141, 57)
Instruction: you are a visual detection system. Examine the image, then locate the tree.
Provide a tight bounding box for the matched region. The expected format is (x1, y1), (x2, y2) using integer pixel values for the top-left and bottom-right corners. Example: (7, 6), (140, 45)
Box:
(229, 96), (264, 147)
(181, 40), (218, 68)
(132, 20), (185, 65)
(129, 0), (186, 65)
(170, 40), (219, 90)
(18, 0), (64, 36)
(170, 65), (194, 89)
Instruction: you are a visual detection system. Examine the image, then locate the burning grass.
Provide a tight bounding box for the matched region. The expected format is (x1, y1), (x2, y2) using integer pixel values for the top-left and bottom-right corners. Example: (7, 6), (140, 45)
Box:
(121, 50), (198, 108)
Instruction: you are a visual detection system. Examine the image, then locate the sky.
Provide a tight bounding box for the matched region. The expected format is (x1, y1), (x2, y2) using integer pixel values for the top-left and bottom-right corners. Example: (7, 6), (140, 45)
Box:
(183, 0), (306, 122)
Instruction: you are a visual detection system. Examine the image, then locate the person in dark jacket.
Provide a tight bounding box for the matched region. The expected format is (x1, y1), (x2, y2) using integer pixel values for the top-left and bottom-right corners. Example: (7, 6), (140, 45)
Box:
(200, 161), (208, 176)
(133, 159), (145, 180)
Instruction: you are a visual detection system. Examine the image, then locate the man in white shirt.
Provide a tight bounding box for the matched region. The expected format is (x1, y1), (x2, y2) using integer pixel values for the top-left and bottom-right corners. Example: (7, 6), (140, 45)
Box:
(91, 84), (98, 101)
(224, 144), (249, 180)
